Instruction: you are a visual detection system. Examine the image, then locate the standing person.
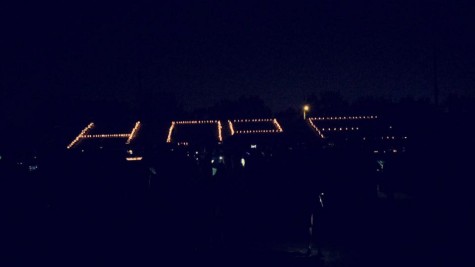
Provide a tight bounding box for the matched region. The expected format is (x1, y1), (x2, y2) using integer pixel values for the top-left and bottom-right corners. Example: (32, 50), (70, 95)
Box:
(307, 192), (325, 257)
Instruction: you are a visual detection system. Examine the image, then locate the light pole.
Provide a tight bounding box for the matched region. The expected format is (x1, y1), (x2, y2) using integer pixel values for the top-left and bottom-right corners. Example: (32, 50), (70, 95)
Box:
(303, 105), (310, 120)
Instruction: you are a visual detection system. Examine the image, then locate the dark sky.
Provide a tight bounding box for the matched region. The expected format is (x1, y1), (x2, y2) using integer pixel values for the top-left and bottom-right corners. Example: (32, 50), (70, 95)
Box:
(2, 0), (475, 112)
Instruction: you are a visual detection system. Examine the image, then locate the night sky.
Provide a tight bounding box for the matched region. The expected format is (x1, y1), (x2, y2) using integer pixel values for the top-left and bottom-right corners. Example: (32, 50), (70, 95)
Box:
(2, 1), (475, 113)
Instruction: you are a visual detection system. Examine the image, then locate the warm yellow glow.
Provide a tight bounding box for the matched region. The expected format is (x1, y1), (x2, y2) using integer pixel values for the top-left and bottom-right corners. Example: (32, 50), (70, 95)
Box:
(230, 118), (283, 135)
(273, 118), (283, 132)
(68, 121), (143, 149)
(166, 122), (175, 143)
(235, 129), (281, 134)
(126, 156), (143, 161)
(66, 122), (94, 149)
(319, 126), (360, 132)
(228, 120), (235, 135)
(126, 121), (141, 144)
(303, 105), (310, 111)
(233, 119), (273, 123)
(310, 115), (378, 121)
(217, 121), (223, 142)
(167, 120), (222, 143)
(175, 120), (219, 124)
(83, 134), (130, 138)
(307, 119), (325, 138)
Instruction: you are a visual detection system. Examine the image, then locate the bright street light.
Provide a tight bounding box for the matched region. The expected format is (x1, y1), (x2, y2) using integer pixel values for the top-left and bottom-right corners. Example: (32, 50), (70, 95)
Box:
(303, 105), (310, 120)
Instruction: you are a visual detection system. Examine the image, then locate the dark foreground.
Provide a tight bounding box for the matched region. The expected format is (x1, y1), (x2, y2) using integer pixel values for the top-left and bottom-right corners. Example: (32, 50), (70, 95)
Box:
(2, 144), (473, 267)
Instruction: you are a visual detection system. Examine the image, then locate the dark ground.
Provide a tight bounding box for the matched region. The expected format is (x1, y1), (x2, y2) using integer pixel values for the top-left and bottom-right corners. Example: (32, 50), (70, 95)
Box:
(2, 144), (470, 267)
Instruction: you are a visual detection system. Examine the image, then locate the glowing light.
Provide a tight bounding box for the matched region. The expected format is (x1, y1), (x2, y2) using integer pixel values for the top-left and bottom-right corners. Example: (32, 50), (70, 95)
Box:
(177, 142), (189, 146)
(67, 122), (94, 149)
(126, 156), (143, 161)
(68, 121), (142, 149)
(303, 105), (310, 120)
(233, 118), (273, 123)
(229, 118), (283, 135)
(217, 121), (223, 142)
(273, 119), (283, 132)
(126, 121), (141, 144)
(83, 134), (130, 138)
(167, 120), (222, 143)
(310, 115), (378, 121)
(228, 120), (235, 135)
(166, 122), (175, 143)
(307, 119), (325, 138)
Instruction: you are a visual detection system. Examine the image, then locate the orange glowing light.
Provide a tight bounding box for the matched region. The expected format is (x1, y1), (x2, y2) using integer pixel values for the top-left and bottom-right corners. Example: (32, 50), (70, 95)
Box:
(229, 118), (283, 135)
(166, 120), (222, 143)
(126, 156), (143, 161)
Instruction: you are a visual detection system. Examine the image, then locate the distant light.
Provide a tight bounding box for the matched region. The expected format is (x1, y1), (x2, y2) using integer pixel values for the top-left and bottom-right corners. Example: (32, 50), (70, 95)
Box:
(166, 122), (175, 143)
(126, 121), (141, 144)
(167, 120), (222, 143)
(310, 115), (378, 121)
(67, 122), (94, 149)
(241, 158), (246, 167)
(307, 118), (325, 138)
(28, 165), (38, 172)
(251, 144), (257, 149)
(228, 120), (235, 135)
(217, 121), (223, 142)
(126, 157), (143, 161)
(67, 121), (142, 149)
(127, 150), (133, 155)
(230, 118), (283, 135)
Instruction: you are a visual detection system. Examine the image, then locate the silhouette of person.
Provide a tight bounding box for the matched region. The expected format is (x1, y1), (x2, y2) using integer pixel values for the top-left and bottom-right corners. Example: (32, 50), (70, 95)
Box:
(307, 192), (325, 257)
